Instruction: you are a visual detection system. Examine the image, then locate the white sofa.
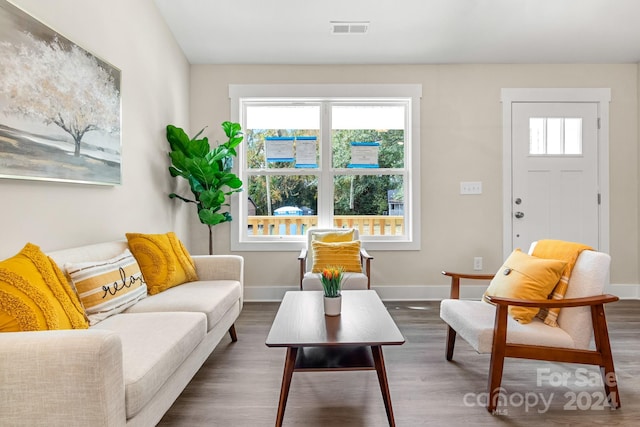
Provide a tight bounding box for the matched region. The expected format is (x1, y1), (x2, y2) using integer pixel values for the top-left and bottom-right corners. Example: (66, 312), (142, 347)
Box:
(0, 241), (244, 427)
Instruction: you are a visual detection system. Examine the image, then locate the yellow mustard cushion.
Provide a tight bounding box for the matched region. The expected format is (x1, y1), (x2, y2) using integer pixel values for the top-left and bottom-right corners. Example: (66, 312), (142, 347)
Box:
(65, 249), (147, 325)
(125, 232), (198, 295)
(312, 229), (355, 243)
(311, 240), (362, 273)
(0, 243), (89, 332)
(483, 249), (566, 324)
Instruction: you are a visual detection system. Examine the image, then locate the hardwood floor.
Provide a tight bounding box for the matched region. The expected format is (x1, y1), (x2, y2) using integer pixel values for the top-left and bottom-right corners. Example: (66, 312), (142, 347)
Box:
(158, 300), (640, 426)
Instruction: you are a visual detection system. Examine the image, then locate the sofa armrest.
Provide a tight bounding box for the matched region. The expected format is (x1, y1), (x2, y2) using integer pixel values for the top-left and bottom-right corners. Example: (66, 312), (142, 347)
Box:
(193, 254), (244, 311)
(192, 254), (244, 283)
(0, 329), (125, 427)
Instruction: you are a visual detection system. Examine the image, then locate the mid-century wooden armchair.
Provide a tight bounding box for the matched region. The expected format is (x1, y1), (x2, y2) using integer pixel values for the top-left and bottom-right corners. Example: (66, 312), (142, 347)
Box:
(298, 228), (373, 290)
(439, 245), (620, 413)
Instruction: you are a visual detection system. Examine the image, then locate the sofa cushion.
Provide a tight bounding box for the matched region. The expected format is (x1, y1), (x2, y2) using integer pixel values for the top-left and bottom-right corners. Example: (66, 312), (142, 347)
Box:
(64, 249), (147, 325)
(92, 312), (206, 419)
(124, 280), (241, 332)
(125, 232), (198, 295)
(0, 243), (88, 332)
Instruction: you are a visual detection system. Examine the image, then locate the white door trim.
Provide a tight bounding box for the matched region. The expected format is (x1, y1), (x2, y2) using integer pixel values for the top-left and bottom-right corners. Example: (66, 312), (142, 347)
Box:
(501, 88), (611, 259)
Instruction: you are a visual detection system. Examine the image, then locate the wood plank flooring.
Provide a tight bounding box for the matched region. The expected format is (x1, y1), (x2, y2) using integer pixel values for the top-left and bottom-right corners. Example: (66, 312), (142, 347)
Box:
(158, 300), (640, 426)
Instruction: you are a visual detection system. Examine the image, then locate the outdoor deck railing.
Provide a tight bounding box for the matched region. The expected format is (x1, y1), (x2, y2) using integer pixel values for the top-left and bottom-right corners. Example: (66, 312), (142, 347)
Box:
(247, 215), (404, 236)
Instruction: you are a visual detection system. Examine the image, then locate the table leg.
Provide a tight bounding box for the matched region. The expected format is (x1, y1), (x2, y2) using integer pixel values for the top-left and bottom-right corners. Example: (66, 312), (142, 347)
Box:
(275, 347), (298, 427)
(371, 345), (396, 427)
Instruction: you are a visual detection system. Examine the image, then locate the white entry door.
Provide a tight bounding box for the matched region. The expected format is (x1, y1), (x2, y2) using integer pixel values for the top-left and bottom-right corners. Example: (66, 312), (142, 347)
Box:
(510, 101), (600, 252)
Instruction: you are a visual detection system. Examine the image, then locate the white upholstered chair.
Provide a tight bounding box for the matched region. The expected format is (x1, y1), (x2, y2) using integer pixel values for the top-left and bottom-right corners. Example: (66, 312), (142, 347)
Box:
(298, 228), (373, 290)
(439, 243), (620, 413)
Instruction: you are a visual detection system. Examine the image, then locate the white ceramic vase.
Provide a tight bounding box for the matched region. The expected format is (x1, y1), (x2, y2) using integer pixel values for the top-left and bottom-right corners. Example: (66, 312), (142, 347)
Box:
(323, 295), (342, 316)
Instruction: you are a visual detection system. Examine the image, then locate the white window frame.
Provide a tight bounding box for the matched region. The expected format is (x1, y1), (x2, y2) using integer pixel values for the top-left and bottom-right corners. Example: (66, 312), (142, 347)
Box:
(229, 84), (422, 252)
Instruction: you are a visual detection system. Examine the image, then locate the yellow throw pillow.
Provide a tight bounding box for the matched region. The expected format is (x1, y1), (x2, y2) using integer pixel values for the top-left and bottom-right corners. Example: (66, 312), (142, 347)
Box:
(125, 232), (198, 295)
(311, 240), (362, 273)
(483, 249), (566, 324)
(0, 243), (89, 332)
(65, 249), (147, 325)
(312, 229), (355, 243)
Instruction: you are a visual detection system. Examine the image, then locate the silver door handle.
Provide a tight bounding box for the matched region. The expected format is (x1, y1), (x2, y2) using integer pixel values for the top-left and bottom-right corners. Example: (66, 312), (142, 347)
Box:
(514, 211), (524, 219)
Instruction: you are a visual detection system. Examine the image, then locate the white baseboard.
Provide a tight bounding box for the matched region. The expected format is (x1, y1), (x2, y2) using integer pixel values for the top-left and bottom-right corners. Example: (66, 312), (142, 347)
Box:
(608, 283), (640, 299)
(244, 286), (297, 302)
(244, 283), (640, 302)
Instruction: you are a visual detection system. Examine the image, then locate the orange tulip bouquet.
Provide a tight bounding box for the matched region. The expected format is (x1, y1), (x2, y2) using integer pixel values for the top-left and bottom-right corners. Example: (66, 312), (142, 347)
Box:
(319, 266), (344, 298)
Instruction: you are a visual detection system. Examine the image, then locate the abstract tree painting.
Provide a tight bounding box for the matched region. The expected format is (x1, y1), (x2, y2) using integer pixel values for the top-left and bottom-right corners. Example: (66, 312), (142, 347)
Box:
(0, 0), (121, 185)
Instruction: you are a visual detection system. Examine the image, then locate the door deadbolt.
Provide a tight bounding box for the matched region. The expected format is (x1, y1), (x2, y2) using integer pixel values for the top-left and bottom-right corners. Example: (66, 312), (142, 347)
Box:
(515, 198), (522, 205)
(514, 211), (524, 219)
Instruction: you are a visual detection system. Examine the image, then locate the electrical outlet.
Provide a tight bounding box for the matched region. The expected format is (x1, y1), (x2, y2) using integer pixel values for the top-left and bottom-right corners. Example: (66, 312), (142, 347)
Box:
(473, 257), (483, 271)
(460, 181), (482, 195)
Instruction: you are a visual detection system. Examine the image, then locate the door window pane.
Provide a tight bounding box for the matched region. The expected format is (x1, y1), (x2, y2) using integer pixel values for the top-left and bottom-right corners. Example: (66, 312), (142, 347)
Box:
(529, 118), (545, 154)
(546, 118), (562, 154)
(564, 118), (582, 154)
(529, 117), (583, 155)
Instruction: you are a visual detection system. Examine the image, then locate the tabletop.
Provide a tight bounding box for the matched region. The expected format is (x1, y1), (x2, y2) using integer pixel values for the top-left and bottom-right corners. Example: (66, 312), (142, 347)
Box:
(265, 290), (405, 347)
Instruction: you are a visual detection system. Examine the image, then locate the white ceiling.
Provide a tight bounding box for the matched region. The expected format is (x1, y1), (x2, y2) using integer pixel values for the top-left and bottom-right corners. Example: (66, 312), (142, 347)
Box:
(154, 0), (640, 65)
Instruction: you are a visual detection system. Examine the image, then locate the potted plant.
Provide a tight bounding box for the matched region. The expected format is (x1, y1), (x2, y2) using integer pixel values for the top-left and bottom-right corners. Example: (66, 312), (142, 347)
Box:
(319, 266), (344, 316)
(166, 121), (243, 254)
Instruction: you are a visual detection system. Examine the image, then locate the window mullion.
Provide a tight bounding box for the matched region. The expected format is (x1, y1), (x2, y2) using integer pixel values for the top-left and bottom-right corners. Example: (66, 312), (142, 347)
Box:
(318, 101), (333, 228)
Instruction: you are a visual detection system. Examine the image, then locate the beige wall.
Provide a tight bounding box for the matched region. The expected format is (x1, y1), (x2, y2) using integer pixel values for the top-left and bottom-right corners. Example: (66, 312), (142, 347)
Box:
(1, 2), (638, 295)
(190, 64), (639, 292)
(0, 0), (192, 258)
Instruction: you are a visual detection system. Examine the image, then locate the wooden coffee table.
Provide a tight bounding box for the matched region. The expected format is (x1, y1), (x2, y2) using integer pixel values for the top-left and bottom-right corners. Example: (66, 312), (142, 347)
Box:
(265, 290), (405, 426)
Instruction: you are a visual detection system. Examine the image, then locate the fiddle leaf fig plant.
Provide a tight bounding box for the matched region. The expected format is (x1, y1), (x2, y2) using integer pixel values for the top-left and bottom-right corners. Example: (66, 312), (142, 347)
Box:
(167, 121), (243, 254)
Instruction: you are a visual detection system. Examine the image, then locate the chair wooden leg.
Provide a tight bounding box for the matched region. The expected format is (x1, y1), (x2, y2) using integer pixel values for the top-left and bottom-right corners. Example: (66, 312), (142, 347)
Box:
(446, 326), (456, 361)
(591, 304), (621, 409)
(487, 351), (506, 413)
(601, 364), (621, 409)
(487, 304), (509, 413)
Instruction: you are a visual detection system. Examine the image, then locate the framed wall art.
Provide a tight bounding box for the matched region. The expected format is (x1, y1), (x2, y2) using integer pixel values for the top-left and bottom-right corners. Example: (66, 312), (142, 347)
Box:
(0, 0), (121, 185)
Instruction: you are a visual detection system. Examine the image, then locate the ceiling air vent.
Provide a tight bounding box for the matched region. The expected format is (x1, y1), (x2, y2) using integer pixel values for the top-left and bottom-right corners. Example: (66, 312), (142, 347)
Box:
(330, 21), (369, 35)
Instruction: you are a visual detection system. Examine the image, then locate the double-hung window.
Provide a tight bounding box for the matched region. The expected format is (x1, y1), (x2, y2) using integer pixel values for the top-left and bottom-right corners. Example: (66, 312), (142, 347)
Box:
(229, 84), (421, 251)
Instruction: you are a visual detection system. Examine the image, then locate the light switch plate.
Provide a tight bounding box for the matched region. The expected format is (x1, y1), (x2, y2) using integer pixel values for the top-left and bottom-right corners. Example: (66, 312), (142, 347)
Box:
(460, 181), (482, 195)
